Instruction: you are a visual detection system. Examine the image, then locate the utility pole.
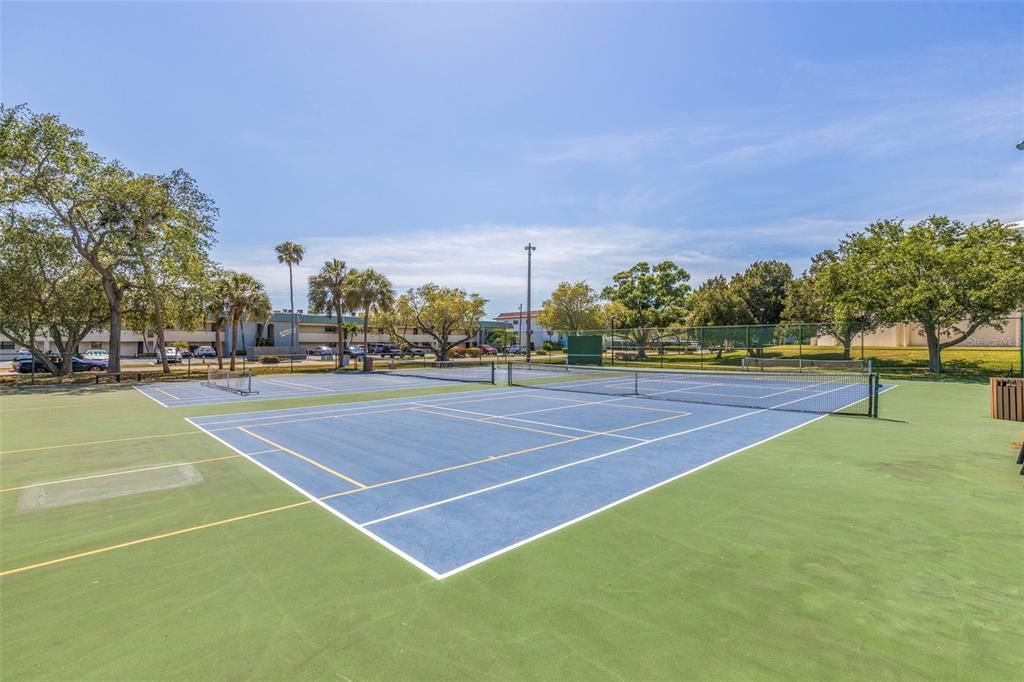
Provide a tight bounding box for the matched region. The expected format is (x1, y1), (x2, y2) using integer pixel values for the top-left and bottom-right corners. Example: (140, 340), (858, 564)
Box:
(525, 243), (536, 362)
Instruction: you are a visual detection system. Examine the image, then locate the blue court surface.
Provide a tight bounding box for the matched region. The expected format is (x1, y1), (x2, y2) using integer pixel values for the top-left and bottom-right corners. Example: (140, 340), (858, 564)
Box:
(186, 385), (882, 579)
(134, 370), (490, 407)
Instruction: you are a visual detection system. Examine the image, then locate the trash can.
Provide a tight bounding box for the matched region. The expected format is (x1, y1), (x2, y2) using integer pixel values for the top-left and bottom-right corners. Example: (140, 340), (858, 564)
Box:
(990, 377), (1024, 421)
(363, 355), (374, 372)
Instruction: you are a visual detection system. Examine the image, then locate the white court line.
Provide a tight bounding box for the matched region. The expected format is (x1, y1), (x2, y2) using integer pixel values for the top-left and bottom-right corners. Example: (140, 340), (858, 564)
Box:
(432, 414), (823, 579)
(367, 379), (870, 529)
(134, 384), (171, 408)
(187, 380), (897, 580)
(264, 378), (336, 392)
(411, 402), (650, 442)
(185, 384), (517, 427)
(184, 417), (445, 580)
(412, 400), (692, 440)
(208, 406), (417, 432)
(150, 386), (181, 401)
(409, 407), (583, 440)
(362, 408), (764, 527)
(497, 397), (687, 418)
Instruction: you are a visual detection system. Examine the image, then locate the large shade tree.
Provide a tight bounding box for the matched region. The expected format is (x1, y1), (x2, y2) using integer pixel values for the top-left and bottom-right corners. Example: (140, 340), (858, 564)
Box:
(836, 216), (1024, 373)
(600, 261), (691, 357)
(386, 284), (487, 361)
(685, 276), (755, 327)
(783, 250), (880, 359)
(102, 171), (216, 372)
(1, 105), (217, 373)
(537, 281), (602, 333)
(0, 215), (109, 375)
(729, 260), (793, 324)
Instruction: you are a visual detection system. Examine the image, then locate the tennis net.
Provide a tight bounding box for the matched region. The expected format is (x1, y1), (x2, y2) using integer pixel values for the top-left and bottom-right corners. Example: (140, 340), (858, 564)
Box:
(379, 361), (496, 385)
(741, 357), (872, 373)
(508, 363), (879, 416)
(203, 368), (257, 395)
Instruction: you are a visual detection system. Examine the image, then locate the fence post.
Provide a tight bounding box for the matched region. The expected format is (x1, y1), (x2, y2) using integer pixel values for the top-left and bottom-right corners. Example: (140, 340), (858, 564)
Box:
(187, 356), (191, 379)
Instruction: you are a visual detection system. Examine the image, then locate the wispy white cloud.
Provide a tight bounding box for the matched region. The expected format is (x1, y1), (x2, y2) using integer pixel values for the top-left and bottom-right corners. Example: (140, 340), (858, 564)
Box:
(529, 129), (674, 164)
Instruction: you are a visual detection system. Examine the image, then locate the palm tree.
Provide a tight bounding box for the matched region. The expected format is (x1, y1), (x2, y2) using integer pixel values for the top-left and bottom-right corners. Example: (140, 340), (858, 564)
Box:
(223, 271), (272, 371)
(307, 258), (349, 358)
(344, 268), (394, 371)
(203, 268), (230, 370)
(274, 241), (305, 352)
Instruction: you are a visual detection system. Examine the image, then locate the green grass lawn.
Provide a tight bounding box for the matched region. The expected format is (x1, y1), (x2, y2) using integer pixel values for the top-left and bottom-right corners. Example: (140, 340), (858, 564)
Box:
(0, 380), (1021, 679)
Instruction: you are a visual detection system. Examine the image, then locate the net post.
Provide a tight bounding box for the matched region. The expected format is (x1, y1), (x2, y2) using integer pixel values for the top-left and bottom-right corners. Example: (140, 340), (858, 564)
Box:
(489, 362), (495, 385)
(634, 371), (639, 396)
(871, 373), (880, 418)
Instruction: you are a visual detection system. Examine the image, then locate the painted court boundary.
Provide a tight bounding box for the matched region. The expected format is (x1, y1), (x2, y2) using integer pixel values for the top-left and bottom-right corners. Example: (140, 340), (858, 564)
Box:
(185, 384), (895, 580)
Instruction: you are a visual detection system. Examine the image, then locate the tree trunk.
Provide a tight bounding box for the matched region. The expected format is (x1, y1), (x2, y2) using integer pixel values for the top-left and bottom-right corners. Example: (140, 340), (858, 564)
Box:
(102, 278), (124, 373)
(288, 265), (296, 350)
(229, 315), (238, 371)
(362, 313), (369, 372)
(840, 333), (852, 360)
(335, 303), (344, 367)
(924, 326), (943, 373)
(153, 296), (169, 373)
(214, 323), (223, 370)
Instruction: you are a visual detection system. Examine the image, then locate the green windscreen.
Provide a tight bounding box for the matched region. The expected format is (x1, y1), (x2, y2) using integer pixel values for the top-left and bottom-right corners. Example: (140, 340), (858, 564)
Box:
(567, 335), (603, 365)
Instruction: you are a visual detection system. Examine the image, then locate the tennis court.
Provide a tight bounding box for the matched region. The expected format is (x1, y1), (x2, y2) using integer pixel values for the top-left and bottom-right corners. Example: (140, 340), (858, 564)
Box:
(187, 367), (885, 577)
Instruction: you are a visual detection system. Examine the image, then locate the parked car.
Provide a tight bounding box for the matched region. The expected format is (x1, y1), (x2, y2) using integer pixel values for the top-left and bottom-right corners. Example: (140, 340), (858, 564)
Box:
(347, 345), (366, 356)
(17, 355), (106, 373)
(156, 347), (183, 364)
(83, 349), (109, 361)
(179, 348), (193, 359)
(368, 343), (389, 354)
(193, 346), (217, 358)
(307, 346), (336, 358)
(505, 345), (524, 355)
(479, 344), (498, 355)
(379, 345), (428, 358)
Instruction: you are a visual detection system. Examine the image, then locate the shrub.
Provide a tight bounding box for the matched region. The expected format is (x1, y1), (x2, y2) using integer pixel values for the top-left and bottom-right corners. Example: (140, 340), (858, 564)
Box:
(465, 347), (482, 358)
(449, 348), (467, 358)
(260, 355), (280, 364)
(542, 341), (562, 351)
(535, 350), (548, 356)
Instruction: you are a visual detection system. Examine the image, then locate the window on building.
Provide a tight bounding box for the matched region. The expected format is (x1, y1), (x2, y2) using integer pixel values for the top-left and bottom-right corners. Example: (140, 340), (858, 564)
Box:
(0, 341), (14, 350)
(325, 326), (337, 333)
(412, 328), (418, 335)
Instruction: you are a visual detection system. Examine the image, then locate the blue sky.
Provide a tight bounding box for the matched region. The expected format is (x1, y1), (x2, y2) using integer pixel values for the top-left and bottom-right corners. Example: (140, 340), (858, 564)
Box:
(4, 1), (1022, 316)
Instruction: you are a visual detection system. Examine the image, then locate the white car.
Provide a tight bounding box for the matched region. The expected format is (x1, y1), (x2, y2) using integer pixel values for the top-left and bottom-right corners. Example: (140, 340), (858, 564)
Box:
(83, 349), (109, 361)
(156, 347), (183, 364)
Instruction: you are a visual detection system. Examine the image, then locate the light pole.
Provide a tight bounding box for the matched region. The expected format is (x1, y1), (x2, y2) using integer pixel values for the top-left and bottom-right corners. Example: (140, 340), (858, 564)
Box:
(524, 243), (536, 362)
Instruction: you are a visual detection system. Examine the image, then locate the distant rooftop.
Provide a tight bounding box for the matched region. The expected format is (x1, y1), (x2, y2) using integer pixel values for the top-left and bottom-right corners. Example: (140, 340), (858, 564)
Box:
(495, 311), (540, 320)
